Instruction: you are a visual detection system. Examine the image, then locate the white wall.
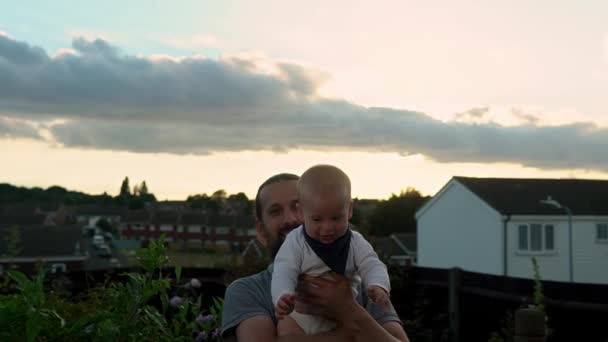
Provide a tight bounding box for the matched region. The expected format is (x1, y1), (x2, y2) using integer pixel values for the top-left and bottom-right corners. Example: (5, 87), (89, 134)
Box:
(572, 217), (608, 284)
(417, 181), (503, 275)
(506, 216), (608, 284)
(507, 216), (568, 282)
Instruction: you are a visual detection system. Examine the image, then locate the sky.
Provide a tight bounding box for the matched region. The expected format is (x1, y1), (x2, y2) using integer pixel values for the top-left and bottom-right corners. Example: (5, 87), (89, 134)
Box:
(2, 0), (608, 200)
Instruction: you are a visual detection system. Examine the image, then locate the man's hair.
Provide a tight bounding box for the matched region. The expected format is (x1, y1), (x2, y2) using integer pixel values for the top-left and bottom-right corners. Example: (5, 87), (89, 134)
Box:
(298, 164), (351, 203)
(254, 173), (300, 221)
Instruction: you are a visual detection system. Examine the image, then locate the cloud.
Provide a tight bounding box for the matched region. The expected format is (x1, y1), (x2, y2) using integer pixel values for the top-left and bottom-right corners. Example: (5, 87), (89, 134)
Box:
(510, 108), (540, 125)
(2, 35), (608, 172)
(0, 117), (44, 140)
(453, 107), (490, 122)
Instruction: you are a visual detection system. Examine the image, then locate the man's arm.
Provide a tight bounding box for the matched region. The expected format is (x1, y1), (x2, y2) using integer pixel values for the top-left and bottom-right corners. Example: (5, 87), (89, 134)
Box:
(297, 274), (410, 342)
(232, 315), (353, 342)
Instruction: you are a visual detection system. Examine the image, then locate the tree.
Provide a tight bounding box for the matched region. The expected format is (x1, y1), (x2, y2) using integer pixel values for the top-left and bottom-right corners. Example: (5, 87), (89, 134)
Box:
(211, 189), (227, 202)
(227, 192), (252, 215)
(369, 187), (430, 236)
(119, 177), (131, 198)
(133, 184), (140, 196)
(140, 181), (149, 195)
(3, 225), (22, 258)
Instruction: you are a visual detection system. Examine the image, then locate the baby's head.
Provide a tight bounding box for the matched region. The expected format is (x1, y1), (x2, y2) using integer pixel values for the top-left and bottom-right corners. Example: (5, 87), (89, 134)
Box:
(297, 164), (353, 244)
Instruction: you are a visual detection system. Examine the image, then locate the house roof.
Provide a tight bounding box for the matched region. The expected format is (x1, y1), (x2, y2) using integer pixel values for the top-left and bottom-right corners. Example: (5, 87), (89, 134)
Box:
(455, 177), (608, 216)
(123, 209), (151, 222)
(153, 210), (179, 224)
(75, 205), (125, 216)
(0, 213), (47, 225)
(180, 212), (206, 225)
(373, 236), (411, 259)
(392, 233), (417, 253)
(0, 224), (84, 258)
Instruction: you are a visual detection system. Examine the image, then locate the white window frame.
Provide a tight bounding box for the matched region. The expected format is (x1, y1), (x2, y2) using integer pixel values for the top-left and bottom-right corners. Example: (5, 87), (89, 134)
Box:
(517, 223), (555, 254)
(188, 226), (202, 233)
(51, 263), (67, 274)
(597, 223), (608, 243)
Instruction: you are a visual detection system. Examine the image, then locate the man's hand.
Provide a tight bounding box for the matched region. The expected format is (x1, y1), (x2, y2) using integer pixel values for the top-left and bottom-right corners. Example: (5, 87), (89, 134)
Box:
(367, 286), (391, 311)
(294, 272), (357, 322)
(275, 293), (296, 320)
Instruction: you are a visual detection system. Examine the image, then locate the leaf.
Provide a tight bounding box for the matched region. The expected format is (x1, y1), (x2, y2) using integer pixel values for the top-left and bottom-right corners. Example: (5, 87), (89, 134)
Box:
(161, 292), (169, 314)
(7, 271), (30, 289)
(26, 315), (42, 342)
(51, 309), (66, 328)
(175, 266), (182, 284)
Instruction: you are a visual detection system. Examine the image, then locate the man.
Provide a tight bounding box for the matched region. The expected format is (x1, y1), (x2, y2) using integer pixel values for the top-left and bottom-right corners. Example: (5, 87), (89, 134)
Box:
(221, 173), (410, 342)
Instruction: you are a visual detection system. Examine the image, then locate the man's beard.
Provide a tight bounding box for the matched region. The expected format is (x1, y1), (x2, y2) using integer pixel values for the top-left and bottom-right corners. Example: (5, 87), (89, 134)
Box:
(269, 222), (301, 259)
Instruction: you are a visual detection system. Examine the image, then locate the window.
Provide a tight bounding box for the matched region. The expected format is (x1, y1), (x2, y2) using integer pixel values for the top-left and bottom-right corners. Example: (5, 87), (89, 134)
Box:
(159, 224), (174, 232)
(518, 224), (555, 253)
(530, 224), (542, 251)
(132, 223), (145, 231)
(518, 225), (528, 250)
(51, 263), (67, 274)
(597, 224), (608, 242)
(216, 227), (230, 235)
(545, 225), (554, 250)
(188, 226), (202, 233)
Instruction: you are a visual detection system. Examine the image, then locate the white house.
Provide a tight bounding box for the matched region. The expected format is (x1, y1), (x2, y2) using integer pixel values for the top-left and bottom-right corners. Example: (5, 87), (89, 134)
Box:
(416, 177), (608, 284)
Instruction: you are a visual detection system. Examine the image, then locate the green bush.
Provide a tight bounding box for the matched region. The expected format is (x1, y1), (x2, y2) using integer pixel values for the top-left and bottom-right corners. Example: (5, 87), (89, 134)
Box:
(0, 235), (223, 341)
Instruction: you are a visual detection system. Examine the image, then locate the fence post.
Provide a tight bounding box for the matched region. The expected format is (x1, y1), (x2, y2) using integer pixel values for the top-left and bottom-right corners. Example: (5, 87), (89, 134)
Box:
(448, 267), (461, 342)
(514, 307), (546, 342)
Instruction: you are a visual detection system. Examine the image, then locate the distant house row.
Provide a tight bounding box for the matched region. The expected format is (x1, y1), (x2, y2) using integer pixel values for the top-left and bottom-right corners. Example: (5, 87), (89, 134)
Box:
(0, 202), (256, 275)
(119, 210), (256, 250)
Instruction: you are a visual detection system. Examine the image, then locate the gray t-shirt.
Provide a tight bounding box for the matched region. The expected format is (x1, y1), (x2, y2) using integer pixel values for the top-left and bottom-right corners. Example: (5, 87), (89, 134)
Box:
(221, 265), (401, 338)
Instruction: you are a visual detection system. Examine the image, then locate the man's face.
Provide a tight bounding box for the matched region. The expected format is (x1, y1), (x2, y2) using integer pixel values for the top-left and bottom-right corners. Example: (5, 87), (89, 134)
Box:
(255, 180), (301, 258)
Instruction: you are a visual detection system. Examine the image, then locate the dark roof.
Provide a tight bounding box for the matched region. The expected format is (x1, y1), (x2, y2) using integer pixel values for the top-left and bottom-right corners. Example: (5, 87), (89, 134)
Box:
(38, 202), (61, 212)
(392, 233), (417, 252)
(154, 211), (179, 224)
(455, 177), (608, 215)
(0, 214), (47, 225)
(181, 212), (206, 225)
(75, 205), (125, 216)
(373, 235), (414, 258)
(123, 210), (150, 222)
(208, 214), (235, 226)
(0, 224), (84, 258)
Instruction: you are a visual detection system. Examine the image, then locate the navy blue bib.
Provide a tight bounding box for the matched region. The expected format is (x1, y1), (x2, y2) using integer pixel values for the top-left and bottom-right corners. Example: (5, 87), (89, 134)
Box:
(303, 226), (352, 274)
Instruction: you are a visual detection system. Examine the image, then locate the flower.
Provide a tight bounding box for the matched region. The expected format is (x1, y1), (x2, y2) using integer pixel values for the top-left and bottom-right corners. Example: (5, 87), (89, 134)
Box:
(169, 296), (183, 308)
(190, 278), (202, 288)
(196, 314), (215, 323)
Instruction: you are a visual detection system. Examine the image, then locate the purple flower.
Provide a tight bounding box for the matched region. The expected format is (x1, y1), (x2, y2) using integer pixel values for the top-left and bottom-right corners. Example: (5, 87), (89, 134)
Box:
(212, 329), (219, 338)
(190, 278), (202, 288)
(169, 296), (183, 308)
(196, 314), (215, 323)
(194, 331), (208, 342)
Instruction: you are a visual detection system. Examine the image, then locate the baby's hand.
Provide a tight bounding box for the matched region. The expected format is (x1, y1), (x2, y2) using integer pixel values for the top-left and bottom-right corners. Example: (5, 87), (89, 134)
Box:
(367, 286), (390, 311)
(275, 293), (296, 320)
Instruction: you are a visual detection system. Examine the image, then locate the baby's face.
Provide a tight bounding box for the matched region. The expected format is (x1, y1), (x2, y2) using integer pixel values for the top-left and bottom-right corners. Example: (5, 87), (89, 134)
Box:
(300, 189), (352, 244)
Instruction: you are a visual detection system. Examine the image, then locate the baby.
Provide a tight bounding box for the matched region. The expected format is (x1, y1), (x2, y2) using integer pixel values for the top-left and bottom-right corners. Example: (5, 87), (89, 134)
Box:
(271, 164), (391, 336)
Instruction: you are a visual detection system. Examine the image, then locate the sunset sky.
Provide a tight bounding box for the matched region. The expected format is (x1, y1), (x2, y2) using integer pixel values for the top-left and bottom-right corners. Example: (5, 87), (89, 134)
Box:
(2, 1), (608, 200)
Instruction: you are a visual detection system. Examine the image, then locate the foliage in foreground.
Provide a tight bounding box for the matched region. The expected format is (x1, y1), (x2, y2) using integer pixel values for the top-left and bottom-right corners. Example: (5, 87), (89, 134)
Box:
(0, 236), (223, 341)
